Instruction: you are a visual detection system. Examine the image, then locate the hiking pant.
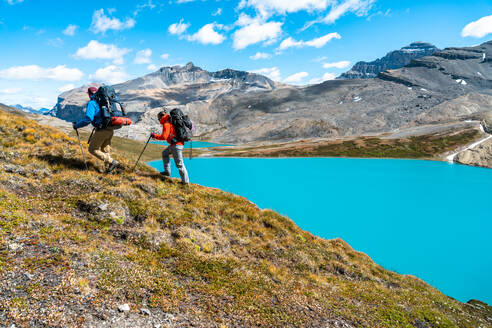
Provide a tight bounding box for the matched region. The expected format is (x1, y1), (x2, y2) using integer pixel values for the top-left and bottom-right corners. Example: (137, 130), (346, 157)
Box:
(162, 144), (189, 184)
(88, 127), (114, 164)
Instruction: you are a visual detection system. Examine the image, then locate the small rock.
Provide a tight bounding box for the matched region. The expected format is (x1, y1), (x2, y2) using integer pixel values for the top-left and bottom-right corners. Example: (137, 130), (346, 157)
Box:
(154, 325), (161, 328)
(2, 164), (26, 176)
(140, 308), (151, 315)
(31, 168), (52, 177)
(24, 272), (34, 280)
(98, 203), (109, 211)
(164, 313), (175, 323)
(8, 243), (23, 251)
(118, 304), (130, 312)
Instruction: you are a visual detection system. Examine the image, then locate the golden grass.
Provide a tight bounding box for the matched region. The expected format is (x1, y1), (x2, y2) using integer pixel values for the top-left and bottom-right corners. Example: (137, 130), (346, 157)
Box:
(0, 107), (490, 327)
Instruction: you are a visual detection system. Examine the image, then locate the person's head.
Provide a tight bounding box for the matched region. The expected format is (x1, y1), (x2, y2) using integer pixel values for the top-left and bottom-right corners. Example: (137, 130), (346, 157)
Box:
(87, 87), (98, 99)
(157, 110), (167, 121)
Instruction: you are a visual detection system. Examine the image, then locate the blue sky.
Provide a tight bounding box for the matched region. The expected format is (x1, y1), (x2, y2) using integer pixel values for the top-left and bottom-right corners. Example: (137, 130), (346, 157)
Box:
(0, 0), (491, 109)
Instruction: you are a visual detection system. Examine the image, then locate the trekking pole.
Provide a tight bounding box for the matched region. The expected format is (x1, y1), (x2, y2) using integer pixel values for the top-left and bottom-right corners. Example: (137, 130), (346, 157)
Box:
(132, 134), (153, 171)
(87, 128), (95, 144)
(75, 128), (89, 171)
(190, 139), (193, 160)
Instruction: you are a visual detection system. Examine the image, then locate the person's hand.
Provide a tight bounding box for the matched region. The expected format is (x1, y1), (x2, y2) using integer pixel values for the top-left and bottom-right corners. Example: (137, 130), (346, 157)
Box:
(72, 122), (77, 130)
(150, 132), (156, 139)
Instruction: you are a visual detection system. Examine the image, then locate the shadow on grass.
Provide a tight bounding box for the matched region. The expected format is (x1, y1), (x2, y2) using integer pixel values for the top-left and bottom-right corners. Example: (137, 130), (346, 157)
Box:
(35, 154), (100, 172)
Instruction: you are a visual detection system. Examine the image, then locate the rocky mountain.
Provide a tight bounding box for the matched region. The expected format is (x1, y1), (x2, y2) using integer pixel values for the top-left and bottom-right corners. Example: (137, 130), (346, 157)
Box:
(1, 107), (492, 327)
(339, 42), (439, 79)
(54, 62), (282, 141)
(53, 40), (492, 144)
(11, 104), (50, 115)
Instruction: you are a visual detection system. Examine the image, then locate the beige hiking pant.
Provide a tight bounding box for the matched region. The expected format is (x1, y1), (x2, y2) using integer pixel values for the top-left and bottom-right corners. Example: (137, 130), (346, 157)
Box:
(88, 128), (114, 164)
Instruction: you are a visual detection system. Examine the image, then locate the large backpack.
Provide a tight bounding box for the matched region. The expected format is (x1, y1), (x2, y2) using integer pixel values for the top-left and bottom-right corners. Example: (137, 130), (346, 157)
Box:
(93, 85), (129, 129)
(169, 108), (193, 143)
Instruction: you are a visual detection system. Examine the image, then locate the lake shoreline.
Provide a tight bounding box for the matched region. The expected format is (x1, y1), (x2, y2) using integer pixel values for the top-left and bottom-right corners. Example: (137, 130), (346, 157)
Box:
(147, 126), (490, 164)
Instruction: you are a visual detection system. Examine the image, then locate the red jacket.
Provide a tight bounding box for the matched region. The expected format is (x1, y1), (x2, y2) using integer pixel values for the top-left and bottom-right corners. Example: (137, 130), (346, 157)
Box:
(154, 114), (184, 146)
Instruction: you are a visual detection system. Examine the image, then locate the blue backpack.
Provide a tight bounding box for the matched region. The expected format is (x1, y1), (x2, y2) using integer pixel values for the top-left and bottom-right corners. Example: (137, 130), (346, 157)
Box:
(94, 86), (126, 129)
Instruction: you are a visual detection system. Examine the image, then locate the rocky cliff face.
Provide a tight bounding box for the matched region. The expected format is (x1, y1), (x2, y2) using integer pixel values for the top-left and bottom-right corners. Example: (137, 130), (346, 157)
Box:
(339, 42), (439, 79)
(52, 41), (492, 144)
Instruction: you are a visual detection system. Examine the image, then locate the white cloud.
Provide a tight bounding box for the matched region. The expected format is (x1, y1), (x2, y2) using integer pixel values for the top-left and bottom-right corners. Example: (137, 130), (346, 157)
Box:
(323, 60), (350, 69)
(462, 15), (492, 38)
(323, 72), (337, 80)
(212, 8), (223, 16)
(284, 71), (309, 83)
(308, 72), (337, 84)
(0, 65), (84, 81)
(313, 56), (328, 62)
(57, 84), (75, 93)
(62, 24), (78, 36)
(147, 64), (158, 71)
(134, 48), (152, 64)
(134, 0), (156, 16)
(233, 14), (283, 50)
(5, 0), (23, 5)
(160, 53), (170, 60)
(0, 87), (21, 94)
(74, 40), (131, 65)
(90, 9), (136, 34)
(168, 19), (190, 35)
(239, 0), (329, 17)
(250, 52), (271, 60)
(89, 65), (129, 85)
(47, 37), (63, 48)
(323, 0), (375, 24)
(278, 32), (341, 50)
(250, 67), (281, 81)
(187, 23), (225, 45)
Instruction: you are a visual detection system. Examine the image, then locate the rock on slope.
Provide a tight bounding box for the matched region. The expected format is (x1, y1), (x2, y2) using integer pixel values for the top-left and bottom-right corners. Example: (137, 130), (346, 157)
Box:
(339, 42), (439, 79)
(1, 107), (491, 327)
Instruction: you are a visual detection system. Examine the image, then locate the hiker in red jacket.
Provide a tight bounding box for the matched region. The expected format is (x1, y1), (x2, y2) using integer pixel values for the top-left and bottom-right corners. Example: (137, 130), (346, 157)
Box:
(151, 110), (189, 184)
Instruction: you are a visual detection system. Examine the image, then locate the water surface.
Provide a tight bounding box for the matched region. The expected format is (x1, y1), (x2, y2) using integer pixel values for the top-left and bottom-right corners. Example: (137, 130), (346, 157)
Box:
(149, 140), (232, 149)
(148, 157), (492, 304)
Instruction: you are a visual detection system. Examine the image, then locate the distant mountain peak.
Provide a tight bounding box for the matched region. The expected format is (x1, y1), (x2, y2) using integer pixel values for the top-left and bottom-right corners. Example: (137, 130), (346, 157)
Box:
(339, 41), (440, 79)
(184, 61), (196, 70)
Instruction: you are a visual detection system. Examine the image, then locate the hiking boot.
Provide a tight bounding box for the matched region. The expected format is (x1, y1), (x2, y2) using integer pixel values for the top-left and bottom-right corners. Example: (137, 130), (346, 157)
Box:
(160, 171), (170, 177)
(106, 160), (120, 174)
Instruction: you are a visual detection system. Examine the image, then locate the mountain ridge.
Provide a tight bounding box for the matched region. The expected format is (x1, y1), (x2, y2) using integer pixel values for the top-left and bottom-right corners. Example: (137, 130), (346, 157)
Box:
(339, 42), (440, 79)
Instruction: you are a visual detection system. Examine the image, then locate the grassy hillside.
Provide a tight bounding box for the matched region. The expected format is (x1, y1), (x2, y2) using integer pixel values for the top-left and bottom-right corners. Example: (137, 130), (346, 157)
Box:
(0, 107), (491, 327)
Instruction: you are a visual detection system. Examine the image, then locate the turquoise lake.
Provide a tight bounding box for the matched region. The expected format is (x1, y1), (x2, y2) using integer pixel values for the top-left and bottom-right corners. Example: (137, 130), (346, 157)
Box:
(148, 157), (492, 304)
(150, 140), (232, 149)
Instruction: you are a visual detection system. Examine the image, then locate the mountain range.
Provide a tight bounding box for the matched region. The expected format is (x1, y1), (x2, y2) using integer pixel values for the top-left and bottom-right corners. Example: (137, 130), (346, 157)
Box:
(53, 40), (492, 144)
(11, 104), (51, 115)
